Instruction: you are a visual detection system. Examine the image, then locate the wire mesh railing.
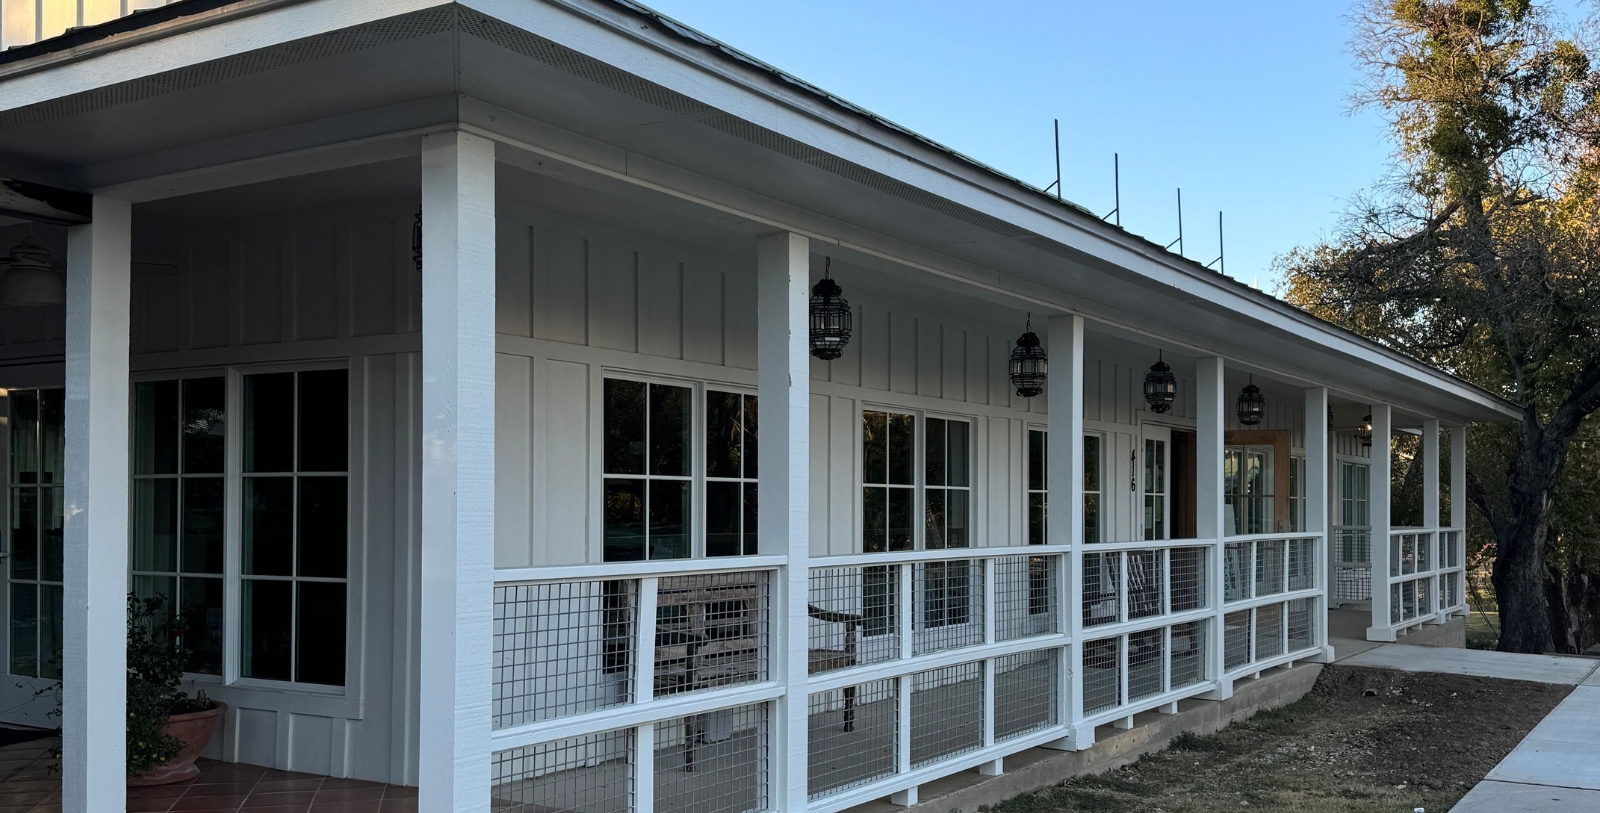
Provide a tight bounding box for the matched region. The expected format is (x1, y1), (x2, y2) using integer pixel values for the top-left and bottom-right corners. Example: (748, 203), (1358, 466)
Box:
(1383, 528), (1466, 633)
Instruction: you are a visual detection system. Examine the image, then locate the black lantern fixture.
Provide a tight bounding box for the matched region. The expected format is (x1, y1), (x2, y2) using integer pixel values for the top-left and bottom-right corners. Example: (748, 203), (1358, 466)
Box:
(809, 257), (852, 360)
(1008, 315), (1047, 397)
(1143, 351), (1177, 414)
(412, 207), (423, 273)
(1359, 414), (1374, 447)
(1237, 375), (1265, 426)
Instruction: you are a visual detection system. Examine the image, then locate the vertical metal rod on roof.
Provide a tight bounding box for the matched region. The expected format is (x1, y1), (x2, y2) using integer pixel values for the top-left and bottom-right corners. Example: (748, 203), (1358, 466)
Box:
(1054, 119), (1062, 201)
(1103, 153), (1121, 225)
(1207, 211), (1225, 273)
(1166, 188), (1185, 256)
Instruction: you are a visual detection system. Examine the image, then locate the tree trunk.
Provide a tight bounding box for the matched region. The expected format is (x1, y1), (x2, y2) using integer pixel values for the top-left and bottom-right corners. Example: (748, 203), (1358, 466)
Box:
(1493, 512), (1554, 653)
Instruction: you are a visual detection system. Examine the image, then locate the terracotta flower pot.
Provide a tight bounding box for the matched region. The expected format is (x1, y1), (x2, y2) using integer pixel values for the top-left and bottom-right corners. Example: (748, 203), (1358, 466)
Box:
(128, 702), (227, 786)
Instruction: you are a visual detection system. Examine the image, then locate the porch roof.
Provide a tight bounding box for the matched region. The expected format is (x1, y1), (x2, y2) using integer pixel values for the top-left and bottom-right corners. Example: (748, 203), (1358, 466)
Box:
(0, 0), (1519, 425)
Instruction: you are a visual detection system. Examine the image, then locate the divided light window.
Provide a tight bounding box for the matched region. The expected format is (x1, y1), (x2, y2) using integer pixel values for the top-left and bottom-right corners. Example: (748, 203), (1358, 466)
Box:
(7, 389), (63, 679)
(862, 411), (915, 553)
(603, 379), (691, 561)
(242, 370), (348, 686)
(705, 390), (757, 557)
(132, 378), (226, 675)
(1024, 430), (1102, 546)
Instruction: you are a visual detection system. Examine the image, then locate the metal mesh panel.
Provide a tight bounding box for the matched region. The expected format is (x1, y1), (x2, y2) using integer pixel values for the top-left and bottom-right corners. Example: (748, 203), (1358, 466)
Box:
(1417, 533), (1433, 572)
(1417, 577), (1433, 616)
(1255, 603), (1284, 659)
(655, 572), (769, 698)
(1391, 583), (1403, 624)
(1082, 637), (1121, 715)
(995, 649), (1059, 740)
(1400, 580), (1418, 621)
(1126, 551), (1163, 620)
(493, 580), (636, 728)
(808, 566), (898, 674)
(1169, 547), (1207, 612)
(1127, 628), (1165, 701)
(490, 729), (634, 813)
(1255, 540), (1286, 597)
(807, 680), (897, 798)
(1335, 565), (1372, 603)
(913, 560), (983, 654)
(1223, 610), (1252, 671)
(654, 704), (769, 813)
(909, 662), (984, 767)
(1223, 542), (1252, 603)
(1287, 598), (1314, 653)
(1169, 620), (1207, 688)
(995, 555), (1059, 641)
(1082, 551), (1121, 627)
(1287, 538), (1316, 591)
(1442, 531), (1461, 568)
(1391, 534), (1406, 577)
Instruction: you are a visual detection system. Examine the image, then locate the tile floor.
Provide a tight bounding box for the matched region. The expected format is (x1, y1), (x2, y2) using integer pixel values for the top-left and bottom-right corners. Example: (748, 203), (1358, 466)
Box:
(0, 738), (418, 812)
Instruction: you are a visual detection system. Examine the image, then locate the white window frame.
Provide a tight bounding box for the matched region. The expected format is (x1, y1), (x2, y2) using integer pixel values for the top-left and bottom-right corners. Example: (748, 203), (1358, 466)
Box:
(3, 387), (64, 681)
(1026, 428), (1105, 545)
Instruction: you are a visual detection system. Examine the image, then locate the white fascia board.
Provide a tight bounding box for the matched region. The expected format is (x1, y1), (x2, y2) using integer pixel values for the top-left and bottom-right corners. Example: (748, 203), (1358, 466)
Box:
(466, 0), (1517, 421)
(0, 0), (449, 112)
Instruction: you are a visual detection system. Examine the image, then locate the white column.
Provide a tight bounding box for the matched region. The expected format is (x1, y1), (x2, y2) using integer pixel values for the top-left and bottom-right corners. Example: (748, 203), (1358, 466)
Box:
(1450, 427), (1467, 530)
(1304, 387), (1334, 662)
(62, 196), (131, 813)
(757, 232), (810, 812)
(1195, 357), (1229, 699)
(419, 130), (496, 813)
(1043, 315), (1086, 749)
(1422, 419), (1440, 530)
(1366, 405), (1394, 642)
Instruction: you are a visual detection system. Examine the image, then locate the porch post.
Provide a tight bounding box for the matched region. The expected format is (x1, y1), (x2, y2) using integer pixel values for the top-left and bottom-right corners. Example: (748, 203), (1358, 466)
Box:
(1366, 405), (1394, 641)
(756, 232), (810, 812)
(62, 196), (131, 813)
(1044, 315), (1086, 749)
(1195, 357), (1229, 699)
(1304, 387), (1334, 662)
(418, 130), (496, 813)
(1422, 419), (1440, 530)
(1450, 426), (1466, 530)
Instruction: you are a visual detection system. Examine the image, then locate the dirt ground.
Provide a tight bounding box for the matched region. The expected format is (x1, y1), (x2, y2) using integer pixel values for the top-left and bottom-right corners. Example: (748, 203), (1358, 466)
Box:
(989, 665), (1570, 813)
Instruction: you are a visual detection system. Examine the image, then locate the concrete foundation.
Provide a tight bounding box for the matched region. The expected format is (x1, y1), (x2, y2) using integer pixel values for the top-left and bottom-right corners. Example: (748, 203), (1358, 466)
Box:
(851, 662), (1324, 813)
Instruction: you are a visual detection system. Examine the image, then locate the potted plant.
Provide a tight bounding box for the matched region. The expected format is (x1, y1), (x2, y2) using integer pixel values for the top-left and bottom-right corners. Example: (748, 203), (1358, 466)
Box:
(125, 593), (226, 786)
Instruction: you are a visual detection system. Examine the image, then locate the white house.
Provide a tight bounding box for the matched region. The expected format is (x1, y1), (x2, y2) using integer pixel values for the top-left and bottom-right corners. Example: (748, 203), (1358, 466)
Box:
(0, 2), (1515, 812)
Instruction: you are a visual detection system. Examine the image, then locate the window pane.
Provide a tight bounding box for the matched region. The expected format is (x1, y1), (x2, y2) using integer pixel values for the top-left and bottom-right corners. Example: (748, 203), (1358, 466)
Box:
(244, 477), (294, 576)
(179, 577), (223, 676)
(1085, 493), (1101, 545)
(132, 574), (176, 607)
(947, 491), (969, 549)
(242, 579), (292, 681)
(1028, 430), (1046, 492)
(888, 414), (914, 485)
(862, 412), (887, 485)
(181, 478), (224, 575)
(38, 583), (61, 680)
(925, 418), (945, 486)
(9, 390), (37, 484)
(40, 487), (62, 583)
(182, 377), (226, 475)
(1084, 435), (1101, 492)
(297, 477), (348, 579)
(603, 380), (646, 475)
(863, 487), (886, 553)
(706, 391), (741, 479)
(298, 370), (348, 473)
(706, 481), (741, 557)
(925, 489), (945, 549)
(888, 487), (913, 551)
(1028, 493), (1046, 545)
(10, 489), (37, 581)
(648, 480), (689, 560)
(244, 373), (295, 473)
(132, 479), (177, 573)
(743, 482), (758, 555)
(297, 582), (346, 686)
(947, 421), (969, 487)
(38, 389), (63, 485)
(9, 583), (36, 677)
(742, 395), (759, 479)
(134, 381), (179, 476)
(648, 384), (690, 477)
(602, 479), (645, 562)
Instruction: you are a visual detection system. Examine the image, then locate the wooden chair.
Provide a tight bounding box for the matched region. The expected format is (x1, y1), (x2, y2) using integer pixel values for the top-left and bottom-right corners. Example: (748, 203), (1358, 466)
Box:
(806, 604), (863, 732)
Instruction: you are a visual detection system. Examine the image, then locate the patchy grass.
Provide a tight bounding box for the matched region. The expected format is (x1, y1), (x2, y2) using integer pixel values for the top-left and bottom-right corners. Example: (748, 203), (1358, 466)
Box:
(1465, 609), (1500, 650)
(991, 664), (1567, 813)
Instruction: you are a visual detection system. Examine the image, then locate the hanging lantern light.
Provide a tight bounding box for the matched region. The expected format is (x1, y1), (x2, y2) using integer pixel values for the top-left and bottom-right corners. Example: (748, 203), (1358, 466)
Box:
(1359, 414), (1373, 447)
(0, 236), (64, 307)
(1008, 314), (1047, 397)
(412, 207), (423, 273)
(1236, 375), (1265, 426)
(809, 257), (852, 360)
(1143, 351), (1177, 414)
(1327, 405), (1334, 430)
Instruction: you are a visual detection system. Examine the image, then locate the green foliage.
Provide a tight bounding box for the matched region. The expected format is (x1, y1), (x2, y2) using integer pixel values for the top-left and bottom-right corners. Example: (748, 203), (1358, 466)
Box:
(125, 594), (199, 776)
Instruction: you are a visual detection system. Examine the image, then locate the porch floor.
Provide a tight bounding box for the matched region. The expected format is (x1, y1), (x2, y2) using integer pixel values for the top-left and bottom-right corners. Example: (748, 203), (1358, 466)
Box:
(0, 737), (417, 812)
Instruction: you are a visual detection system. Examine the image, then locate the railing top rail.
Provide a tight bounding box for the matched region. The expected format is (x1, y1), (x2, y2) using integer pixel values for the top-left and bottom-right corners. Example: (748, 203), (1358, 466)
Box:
(1221, 532), (1325, 543)
(809, 544), (1069, 568)
(1082, 537), (1218, 552)
(493, 554), (787, 584)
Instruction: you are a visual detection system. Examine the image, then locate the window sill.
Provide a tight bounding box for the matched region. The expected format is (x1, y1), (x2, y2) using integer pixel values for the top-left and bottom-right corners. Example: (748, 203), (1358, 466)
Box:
(186, 675), (363, 720)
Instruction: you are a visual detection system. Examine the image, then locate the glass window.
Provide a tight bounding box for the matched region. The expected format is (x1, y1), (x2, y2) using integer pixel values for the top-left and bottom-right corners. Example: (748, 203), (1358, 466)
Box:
(1224, 446), (1274, 536)
(1289, 455), (1306, 533)
(7, 389), (63, 679)
(241, 369), (348, 686)
(861, 410), (915, 553)
(603, 379), (691, 562)
(1143, 437), (1167, 541)
(1084, 434), (1102, 544)
(1026, 430), (1101, 545)
(705, 390), (758, 557)
(131, 378), (227, 675)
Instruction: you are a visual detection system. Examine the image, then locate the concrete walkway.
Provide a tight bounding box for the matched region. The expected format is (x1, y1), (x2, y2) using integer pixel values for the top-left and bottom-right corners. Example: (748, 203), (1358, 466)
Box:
(1420, 648), (1600, 812)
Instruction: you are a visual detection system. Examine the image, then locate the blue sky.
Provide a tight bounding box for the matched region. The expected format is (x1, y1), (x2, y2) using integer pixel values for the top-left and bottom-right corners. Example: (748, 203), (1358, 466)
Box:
(638, 0), (1588, 291)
